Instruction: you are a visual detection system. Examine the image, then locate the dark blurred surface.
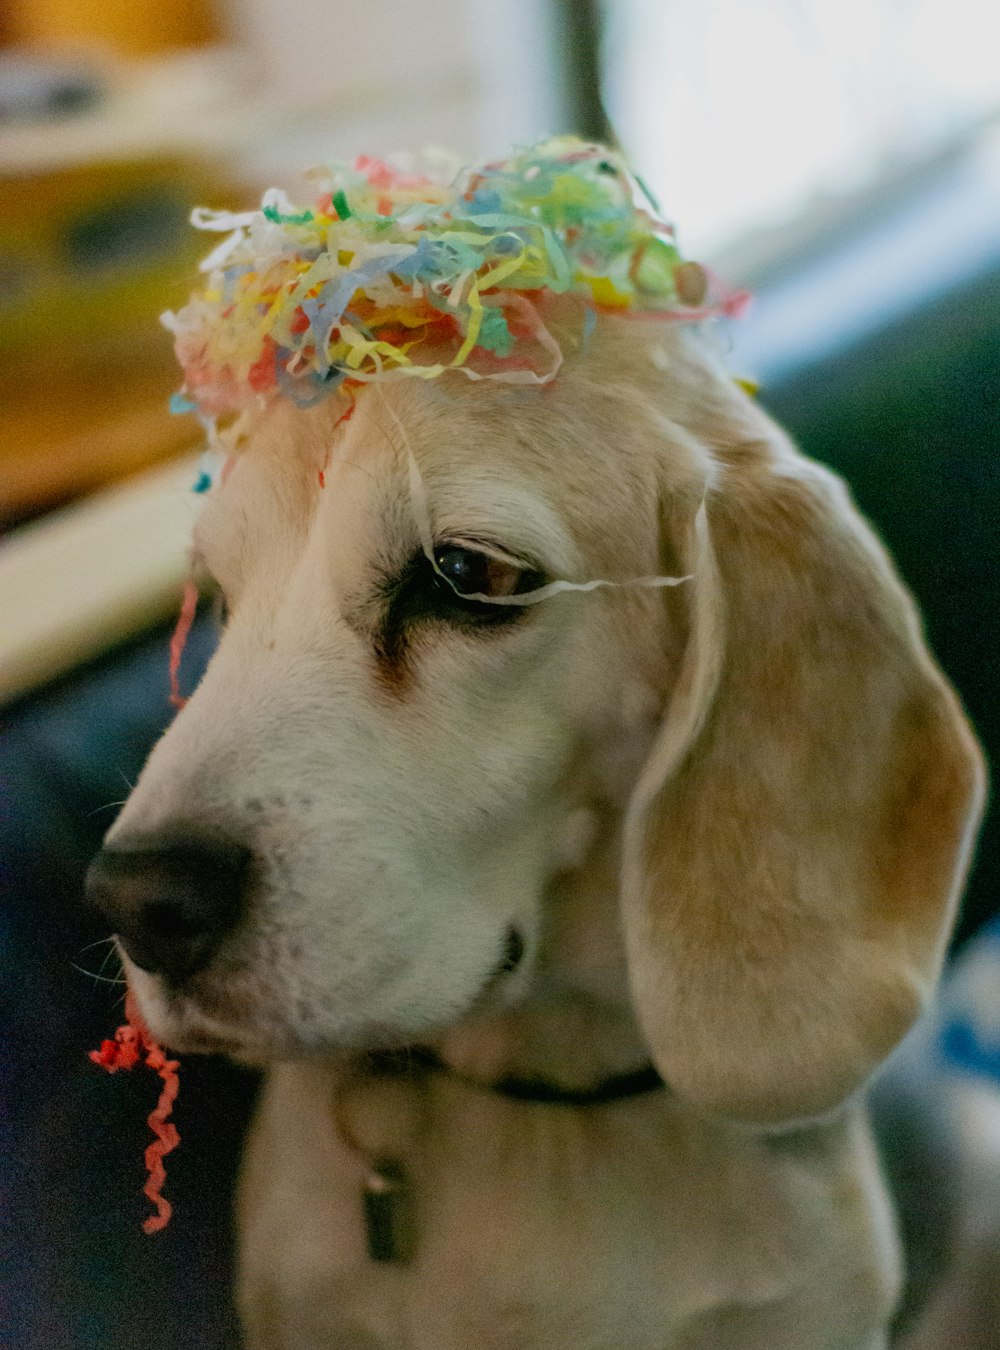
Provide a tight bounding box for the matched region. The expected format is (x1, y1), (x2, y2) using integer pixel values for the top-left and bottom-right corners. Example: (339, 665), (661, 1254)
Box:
(1, 616), (257, 1350)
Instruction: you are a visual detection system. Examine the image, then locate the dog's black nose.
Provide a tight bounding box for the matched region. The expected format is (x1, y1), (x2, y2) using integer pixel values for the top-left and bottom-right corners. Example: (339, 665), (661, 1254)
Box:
(86, 835), (251, 983)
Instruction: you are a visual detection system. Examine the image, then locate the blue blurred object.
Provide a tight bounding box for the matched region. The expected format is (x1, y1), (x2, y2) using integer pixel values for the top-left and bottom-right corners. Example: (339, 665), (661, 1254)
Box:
(940, 918), (1000, 1085)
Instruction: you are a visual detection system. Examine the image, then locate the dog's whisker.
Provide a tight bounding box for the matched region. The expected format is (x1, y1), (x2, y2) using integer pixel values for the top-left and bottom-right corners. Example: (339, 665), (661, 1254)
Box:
(75, 936), (118, 958)
(96, 945), (122, 982)
(89, 798), (129, 817)
(71, 962), (127, 987)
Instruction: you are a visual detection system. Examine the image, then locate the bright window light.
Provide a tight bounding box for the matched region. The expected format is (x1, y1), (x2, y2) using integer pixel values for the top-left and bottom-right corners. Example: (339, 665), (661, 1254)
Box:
(603, 0), (1000, 255)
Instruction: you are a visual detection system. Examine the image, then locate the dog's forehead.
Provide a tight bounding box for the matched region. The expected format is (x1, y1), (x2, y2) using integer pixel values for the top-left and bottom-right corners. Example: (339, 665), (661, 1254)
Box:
(191, 329), (690, 590)
(191, 405), (320, 586)
(197, 383), (568, 560)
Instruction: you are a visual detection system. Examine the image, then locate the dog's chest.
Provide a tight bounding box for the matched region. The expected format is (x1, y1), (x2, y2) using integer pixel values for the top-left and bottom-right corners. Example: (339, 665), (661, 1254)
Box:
(236, 1065), (894, 1350)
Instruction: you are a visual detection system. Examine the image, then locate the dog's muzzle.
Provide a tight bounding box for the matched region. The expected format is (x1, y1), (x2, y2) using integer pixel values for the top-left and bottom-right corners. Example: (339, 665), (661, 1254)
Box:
(86, 834), (251, 984)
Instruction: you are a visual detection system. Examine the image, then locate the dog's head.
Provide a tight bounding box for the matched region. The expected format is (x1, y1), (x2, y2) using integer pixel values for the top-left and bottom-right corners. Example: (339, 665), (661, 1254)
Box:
(89, 319), (984, 1124)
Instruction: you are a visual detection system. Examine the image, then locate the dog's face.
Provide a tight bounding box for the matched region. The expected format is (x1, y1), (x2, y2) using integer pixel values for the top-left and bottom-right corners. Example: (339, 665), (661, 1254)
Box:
(97, 329), (697, 1061)
(91, 321), (984, 1124)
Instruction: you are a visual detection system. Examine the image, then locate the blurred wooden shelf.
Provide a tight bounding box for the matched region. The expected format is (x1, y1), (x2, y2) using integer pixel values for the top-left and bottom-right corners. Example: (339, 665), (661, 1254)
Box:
(0, 450), (202, 705)
(0, 348), (206, 704)
(1, 355), (199, 524)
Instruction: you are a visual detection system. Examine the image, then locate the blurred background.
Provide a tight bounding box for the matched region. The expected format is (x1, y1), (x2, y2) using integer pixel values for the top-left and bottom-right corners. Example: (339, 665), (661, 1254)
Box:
(1, 2), (997, 1347)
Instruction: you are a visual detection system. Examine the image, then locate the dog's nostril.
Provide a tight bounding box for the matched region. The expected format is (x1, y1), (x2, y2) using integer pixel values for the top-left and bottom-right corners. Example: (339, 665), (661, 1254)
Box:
(86, 834), (252, 984)
(145, 897), (210, 942)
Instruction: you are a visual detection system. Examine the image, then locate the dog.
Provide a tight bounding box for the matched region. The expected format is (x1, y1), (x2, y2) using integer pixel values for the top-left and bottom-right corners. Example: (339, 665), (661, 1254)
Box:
(88, 313), (985, 1349)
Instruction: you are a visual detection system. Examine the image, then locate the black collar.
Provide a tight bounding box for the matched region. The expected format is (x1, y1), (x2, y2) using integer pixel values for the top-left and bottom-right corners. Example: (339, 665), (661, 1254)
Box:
(363, 1045), (666, 1107)
(353, 1047), (667, 1264)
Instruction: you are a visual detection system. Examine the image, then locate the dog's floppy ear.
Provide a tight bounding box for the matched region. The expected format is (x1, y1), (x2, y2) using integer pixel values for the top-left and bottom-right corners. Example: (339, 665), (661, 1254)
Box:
(620, 430), (985, 1125)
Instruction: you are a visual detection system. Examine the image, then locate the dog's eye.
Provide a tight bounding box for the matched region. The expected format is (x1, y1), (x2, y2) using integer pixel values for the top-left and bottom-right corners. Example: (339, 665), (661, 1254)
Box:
(433, 546), (534, 602)
(378, 545), (545, 665)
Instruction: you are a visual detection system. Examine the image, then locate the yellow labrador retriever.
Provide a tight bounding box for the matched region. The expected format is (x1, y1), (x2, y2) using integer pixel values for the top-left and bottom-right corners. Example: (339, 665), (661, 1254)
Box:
(89, 315), (984, 1349)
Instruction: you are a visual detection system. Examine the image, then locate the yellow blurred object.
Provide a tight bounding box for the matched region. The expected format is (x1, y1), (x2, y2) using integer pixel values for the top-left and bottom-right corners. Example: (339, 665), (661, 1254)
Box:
(585, 275), (632, 308)
(0, 357), (202, 525)
(1, 152), (230, 521)
(1, 155), (212, 359)
(8, 0), (220, 57)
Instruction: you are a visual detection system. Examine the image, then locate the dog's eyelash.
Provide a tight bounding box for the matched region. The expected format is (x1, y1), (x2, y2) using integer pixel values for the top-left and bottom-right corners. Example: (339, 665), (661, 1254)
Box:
(431, 544), (546, 606)
(396, 545), (544, 617)
(375, 544), (546, 675)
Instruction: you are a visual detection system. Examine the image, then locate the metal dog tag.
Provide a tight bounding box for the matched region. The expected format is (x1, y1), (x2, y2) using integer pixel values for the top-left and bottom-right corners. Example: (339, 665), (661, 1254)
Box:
(363, 1161), (414, 1264)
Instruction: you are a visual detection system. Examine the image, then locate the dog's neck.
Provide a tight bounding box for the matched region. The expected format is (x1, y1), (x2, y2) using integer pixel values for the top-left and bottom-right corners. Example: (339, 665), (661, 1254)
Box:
(331, 806), (661, 1269)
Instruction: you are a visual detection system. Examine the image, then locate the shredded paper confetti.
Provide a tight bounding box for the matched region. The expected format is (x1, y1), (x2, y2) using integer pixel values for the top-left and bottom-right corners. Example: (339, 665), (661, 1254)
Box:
(90, 991), (180, 1234)
(163, 136), (748, 425)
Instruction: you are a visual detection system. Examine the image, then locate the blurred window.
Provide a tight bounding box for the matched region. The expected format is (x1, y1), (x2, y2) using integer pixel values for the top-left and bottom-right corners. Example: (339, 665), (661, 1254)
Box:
(603, 0), (1000, 255)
